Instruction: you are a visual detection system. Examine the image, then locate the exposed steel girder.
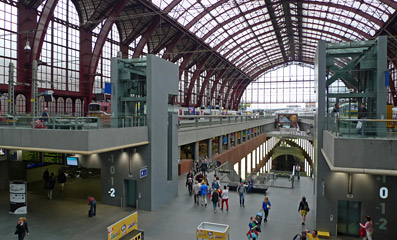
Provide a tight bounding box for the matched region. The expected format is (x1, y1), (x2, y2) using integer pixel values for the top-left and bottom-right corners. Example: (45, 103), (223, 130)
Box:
(87, 0), (129, 101)
(133, 15), (161, 57)
(185, 0), (228, 30)
(185, 53), (212, 105)
(198, 60), (223, 106)
(297, 0), (303, 61)
(211, 12), (374, 52)
(121, 19), (151, 45)
(0, 84), (85, 98)
(251, 59), (313, 79)
(264, 0), (288, 62)
(211, 70), (232, 103)
(178, 45), (199, 81)
(163, 32), (184, 60)
(81, 0), (114, 31)
(234, 81), (251, 109)
(222, 74), (244, 105)
(281, 0), (296, 61)
(30, 0), (59, 62)
(226, 77), (247, 109)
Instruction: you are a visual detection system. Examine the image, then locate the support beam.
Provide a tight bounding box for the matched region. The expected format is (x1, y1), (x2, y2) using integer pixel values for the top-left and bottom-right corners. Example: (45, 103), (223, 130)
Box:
(86, 0), (129, 103)
(282, 0), (296, 61)
(185, 53), (212, 106)
(133, 16), (161, 57)
(264, 0), (288, 62)
(198, 60), (222, 106)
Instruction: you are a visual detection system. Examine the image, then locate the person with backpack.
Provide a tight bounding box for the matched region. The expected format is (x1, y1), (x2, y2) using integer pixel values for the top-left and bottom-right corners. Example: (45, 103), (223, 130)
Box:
(293, 231), (307, 240)
(43, 168), (49, 189)
(298, 196), (310, 225)
(211, 189), (219, 213)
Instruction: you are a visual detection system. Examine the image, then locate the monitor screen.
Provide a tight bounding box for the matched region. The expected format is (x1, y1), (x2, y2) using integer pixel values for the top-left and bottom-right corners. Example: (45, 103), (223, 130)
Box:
(66, 157), (78, 166)
(0, 149), (4, 156)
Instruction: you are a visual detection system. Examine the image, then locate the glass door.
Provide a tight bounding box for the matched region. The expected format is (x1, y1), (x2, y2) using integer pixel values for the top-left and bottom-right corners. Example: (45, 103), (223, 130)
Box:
(337, 200), (361, 236)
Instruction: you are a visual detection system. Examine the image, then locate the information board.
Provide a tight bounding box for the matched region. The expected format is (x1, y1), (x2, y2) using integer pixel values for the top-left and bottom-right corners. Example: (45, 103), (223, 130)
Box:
(9, 181), (27, 214)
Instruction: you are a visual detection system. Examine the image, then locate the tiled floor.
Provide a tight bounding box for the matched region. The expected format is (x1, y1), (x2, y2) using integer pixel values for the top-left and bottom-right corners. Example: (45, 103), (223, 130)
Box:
(0, 173), (358, 240)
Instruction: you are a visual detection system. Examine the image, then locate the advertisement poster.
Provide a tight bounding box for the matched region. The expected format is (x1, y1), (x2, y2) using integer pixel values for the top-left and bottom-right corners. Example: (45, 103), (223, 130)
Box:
(107, 212), (138, 240)
(278, 114), (299, 128)
(9, 181), (27, 214)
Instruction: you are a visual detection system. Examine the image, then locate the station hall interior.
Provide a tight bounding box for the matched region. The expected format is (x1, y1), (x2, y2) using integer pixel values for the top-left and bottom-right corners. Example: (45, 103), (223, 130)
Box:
(0, 0), (397, 239)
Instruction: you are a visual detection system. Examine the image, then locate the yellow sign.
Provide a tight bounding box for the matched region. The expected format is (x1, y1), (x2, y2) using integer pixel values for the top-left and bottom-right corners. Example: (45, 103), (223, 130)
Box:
(107, 212), (138, 240)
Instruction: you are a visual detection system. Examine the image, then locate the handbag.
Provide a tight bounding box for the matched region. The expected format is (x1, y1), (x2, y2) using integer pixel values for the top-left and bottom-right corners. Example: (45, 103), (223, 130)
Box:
(359, 227), (366, 237)
(267, 204), (271, 210)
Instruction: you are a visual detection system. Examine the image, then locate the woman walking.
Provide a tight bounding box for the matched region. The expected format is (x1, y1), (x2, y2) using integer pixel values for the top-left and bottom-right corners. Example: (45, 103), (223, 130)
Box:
(221, 185), (229, 211)
(15, 217), (29, 240)
(262, 196), (271, 222)
(211, 189), (219, 213)
(359, 216), (373, 240)
(298, 196), (309, 225)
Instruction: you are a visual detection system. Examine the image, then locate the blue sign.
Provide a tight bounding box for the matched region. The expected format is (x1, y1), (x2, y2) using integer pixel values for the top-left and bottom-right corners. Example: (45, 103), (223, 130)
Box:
(140, 168), (148, 178)
(104, 82), (112, 94)
(385, 70), (390, 87)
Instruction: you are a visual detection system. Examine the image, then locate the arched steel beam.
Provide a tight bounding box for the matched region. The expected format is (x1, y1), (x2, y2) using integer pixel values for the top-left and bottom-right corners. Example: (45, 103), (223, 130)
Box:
(185, 0), (229, 30)
(81, 0), (114, 31)
(162, 32), (184, 60)
(132, 1), (181, 57)
(229, 27), (349, 68)
(209, 68), (230, 103)
(87, 0), (130, 102)
(133, 15), (161, 57)
(185, 53), (213, 106)
(378, 0), (397, 9)
(234, 81), (252, 110)
(222, 74), (245, 107)
(30, 0), (59, 62)
(212, 14), (370, 54)
(178, 45), (199, 81)
(226, 78), (249, 109)
(197, 60), (223, 106)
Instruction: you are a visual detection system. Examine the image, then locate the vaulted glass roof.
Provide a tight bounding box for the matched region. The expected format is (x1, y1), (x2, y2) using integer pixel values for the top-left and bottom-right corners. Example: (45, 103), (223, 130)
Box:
(151, 0), (396, 78)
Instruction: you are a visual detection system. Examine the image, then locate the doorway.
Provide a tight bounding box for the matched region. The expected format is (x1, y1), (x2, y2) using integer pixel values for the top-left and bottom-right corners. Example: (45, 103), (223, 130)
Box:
(337, 200), (361, 236)
(124, 180), (137, 208)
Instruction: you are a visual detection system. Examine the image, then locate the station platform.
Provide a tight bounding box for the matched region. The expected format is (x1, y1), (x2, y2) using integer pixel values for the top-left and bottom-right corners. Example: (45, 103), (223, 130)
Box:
(0, 174), (358, 239)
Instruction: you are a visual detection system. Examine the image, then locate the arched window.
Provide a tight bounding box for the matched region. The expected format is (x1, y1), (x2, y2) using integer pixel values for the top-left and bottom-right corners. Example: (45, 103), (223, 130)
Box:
(0, 94), (8, 114)
(75, 99), (82, 116)
(0, 2), (17, 85)
(57, 97), (64, 115)
(15, 94), (26, 114)
(93, 24), (120, 93)
(38, 0), (80, 91)
(48, 100), (56, 115)
(241, 64), (315, 106)
(38, 96), (45, 113)
(65, 98), (73, 115)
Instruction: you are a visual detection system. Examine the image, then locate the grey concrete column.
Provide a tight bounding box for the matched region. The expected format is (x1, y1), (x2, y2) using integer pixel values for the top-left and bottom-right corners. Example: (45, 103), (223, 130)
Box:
(245, 156), (248, 177)
(207, 138), (212, 158)
(251, 151), (254, 172)
(238, 159), (241, 177)
(218, 136), (222, 154)
(227, 133), (231, 150)
(234, 132), (238, 147)
(178, 146), (181, 161)
(241, 131), (244, 143)
(194, 142), (199, 160)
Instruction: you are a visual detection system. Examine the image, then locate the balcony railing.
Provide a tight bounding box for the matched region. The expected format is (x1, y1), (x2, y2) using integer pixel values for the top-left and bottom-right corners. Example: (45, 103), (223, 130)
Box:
(178, 115), (273, 128)
(0, 114), (147, 130)
(326, 113), (397, 138)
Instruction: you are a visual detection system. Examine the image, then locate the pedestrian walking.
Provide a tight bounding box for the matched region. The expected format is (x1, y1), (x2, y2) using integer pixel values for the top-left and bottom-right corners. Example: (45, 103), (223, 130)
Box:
(57, 171), (67, 192)
(186, 170), (193, 195)
(298, 196), (310, 225)
(221, 185), (229, 211)
(15, 217), (29, 240)
(359, 216), (373, 240)
(193, 181), (200, 205)
(262, 196), (271, 222)
(199, 182), (208, 206)
(237, 181), (246, 207)
(47, 173), (55, 199)
(88, 196), (97, 217)
(296, 164), (301, 181)
(211, 189), (219, 213)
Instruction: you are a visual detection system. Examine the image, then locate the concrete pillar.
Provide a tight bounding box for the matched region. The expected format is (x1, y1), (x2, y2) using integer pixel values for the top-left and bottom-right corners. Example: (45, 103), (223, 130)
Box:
(227, 133), (231, 150)
(207, 138), (212, 158)
(178, 146), (181, 161)
(194, 142), (199, 160)
(238, 159), (241, 177)
(251, 150), (254, 172)
(241, 131), (244, 143)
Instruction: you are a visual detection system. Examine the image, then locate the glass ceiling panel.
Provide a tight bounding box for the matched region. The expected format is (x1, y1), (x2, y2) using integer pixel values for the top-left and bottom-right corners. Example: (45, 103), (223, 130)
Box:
(156, 0), (395, 79)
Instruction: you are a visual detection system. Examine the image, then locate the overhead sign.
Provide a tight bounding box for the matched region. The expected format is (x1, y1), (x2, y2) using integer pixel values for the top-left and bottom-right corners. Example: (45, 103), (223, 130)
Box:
(140, 168), (148, 178)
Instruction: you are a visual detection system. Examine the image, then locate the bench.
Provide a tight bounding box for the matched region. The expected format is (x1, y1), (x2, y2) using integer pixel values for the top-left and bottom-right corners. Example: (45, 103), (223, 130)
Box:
(227, 183), (268, 194)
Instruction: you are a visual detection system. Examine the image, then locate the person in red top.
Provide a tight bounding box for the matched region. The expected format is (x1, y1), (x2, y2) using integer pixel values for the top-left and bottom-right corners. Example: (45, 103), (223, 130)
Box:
(359, 216), (373, 240)
(88, 196), (96, 217)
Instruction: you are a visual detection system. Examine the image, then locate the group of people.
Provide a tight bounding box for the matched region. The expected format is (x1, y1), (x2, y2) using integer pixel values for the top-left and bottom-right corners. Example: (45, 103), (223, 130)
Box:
(188, 171), (229, 213)
(43, 168), (67, 199)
